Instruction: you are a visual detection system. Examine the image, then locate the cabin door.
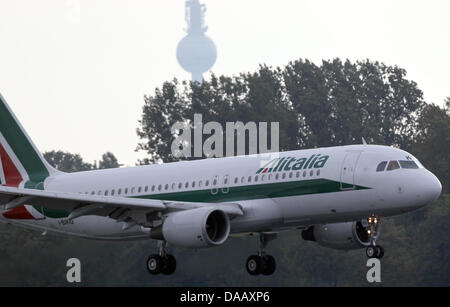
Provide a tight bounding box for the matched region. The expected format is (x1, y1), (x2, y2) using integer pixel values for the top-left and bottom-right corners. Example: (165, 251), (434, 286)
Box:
(340, 151), (361, 190)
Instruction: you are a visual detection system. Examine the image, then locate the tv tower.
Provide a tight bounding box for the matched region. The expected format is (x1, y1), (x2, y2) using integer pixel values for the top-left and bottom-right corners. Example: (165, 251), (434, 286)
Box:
(176, 0), (217, 83)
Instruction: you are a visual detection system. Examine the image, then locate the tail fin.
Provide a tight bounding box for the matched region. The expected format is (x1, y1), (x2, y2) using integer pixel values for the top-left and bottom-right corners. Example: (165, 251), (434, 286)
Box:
(0, 93), (60, 189)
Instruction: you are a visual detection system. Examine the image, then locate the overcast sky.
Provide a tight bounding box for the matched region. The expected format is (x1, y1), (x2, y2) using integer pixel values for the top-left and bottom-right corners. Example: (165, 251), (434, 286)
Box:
(0, 0), (449, 166)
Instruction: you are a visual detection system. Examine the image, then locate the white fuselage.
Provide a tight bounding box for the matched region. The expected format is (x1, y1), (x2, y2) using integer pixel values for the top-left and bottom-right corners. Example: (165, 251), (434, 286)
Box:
(0, 144), (441, 241)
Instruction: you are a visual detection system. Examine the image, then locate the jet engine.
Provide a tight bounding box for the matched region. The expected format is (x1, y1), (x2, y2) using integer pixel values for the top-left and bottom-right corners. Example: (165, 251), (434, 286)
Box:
(150, 207), (230, 248)
(301, 220), (379, 250)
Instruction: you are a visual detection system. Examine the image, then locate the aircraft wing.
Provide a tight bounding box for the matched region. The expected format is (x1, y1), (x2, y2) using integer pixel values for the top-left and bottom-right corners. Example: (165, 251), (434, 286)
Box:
(0, 186), (244, 228)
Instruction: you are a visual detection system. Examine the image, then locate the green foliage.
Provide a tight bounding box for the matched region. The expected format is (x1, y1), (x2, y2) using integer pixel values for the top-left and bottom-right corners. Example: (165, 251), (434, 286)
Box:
(411, 102), (450, 193)
(98, 152), (121, 170)
(283, 59), (425, 149)
(137, 59), (425, 163)
(44, 151), (94, 173)
(43, 151), (121, 172)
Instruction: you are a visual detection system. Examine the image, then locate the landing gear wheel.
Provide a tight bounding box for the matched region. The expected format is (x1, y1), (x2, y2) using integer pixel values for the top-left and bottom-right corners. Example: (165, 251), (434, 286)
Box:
(261, 255), (276, 276)
(366, 246), (384, 259)
(376, 246), (384, 259)
(147, 241), (177, 275)
(246, 233), (278, 276)
(161, 254), (177, 275)
(366, 246), (377, 258)
(246, 255), (262, 276)
(147, 254), (163, 275)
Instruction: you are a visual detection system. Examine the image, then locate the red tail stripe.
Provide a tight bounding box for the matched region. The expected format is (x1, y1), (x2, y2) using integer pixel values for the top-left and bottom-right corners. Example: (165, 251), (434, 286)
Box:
(0, 143), (23, 187)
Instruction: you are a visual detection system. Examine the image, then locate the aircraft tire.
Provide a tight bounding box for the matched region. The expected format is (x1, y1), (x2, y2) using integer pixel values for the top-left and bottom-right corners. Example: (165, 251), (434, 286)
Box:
(161, 254), (177, 275)
(147, 254), (163, 275)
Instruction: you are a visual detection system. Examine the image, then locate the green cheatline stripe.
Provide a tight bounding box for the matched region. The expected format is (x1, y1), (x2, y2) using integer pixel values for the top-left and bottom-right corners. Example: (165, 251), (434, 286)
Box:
(0, 98), (49, 188)
(136, 178), (369, 202)
(34, 178), (371, 219)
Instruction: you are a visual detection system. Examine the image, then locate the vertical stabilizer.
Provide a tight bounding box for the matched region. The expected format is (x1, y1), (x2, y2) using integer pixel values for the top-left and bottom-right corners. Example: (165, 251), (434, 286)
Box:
(0, 93), (60, 189)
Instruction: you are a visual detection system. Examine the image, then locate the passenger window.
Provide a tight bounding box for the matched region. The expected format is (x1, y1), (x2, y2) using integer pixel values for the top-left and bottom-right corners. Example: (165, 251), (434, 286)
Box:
(178, 182), (182, 189)
(254, 176), (258, 182)
(105, 190), (109, 196)
(316, 170), (320, 176)
(387, 160), (400, 171)
(206, 180), (210, 186)
(145, 186), (149, 192)
(165, 184), (169, 190)
(282, 173), (286, 179)
(289, 172), (293, 179)
(376, 161), (388, 172)
(111, 189), (115, 196)
(399, 160), (419, 169)
(248, 176), (252, 183)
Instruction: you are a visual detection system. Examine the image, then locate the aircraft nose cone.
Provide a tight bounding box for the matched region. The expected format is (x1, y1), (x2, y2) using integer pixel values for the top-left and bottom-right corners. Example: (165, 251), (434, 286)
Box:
(424, 171), (442, 203)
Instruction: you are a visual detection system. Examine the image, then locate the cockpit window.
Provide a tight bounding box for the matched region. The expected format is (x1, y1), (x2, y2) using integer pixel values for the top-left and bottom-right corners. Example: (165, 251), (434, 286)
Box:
(376, 161), (388, 172)
(386, 160), (400, 171)
(399, 160), (419, 169)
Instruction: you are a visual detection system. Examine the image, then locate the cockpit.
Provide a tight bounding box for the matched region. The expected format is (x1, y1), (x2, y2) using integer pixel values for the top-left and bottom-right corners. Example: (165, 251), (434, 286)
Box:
(376, 160), (421, 172)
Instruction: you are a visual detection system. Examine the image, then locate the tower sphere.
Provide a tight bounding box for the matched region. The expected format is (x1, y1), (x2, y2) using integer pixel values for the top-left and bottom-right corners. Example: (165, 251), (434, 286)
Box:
(176, 34), (217, 77)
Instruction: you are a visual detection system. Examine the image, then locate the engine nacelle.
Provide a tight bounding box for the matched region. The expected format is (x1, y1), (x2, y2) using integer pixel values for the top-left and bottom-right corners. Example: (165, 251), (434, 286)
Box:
(150, 207), (230, 248)
(301, 220), (379, 250)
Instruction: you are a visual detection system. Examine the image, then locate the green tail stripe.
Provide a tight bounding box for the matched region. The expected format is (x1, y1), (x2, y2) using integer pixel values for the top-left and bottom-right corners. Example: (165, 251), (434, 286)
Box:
(0, 98), (50, 187)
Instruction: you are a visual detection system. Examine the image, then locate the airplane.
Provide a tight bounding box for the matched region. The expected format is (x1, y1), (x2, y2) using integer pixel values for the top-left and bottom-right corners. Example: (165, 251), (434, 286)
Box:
(0, 93), (442, 276)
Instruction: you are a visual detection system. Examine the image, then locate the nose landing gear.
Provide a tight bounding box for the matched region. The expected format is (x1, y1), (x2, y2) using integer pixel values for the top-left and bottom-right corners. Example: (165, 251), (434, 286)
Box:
(246, 233), (277, 276)
(147, 241), (177, 275)
(365, 215), (384, 259)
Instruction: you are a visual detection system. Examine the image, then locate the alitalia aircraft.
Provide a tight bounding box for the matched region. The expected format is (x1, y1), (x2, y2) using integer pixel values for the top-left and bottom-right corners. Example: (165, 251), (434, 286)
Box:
(0, 93), (442, 276)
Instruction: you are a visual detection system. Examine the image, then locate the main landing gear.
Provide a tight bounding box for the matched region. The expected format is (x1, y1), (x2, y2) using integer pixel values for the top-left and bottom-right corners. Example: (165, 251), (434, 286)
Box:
(364, 215), (384, 259)
(147, 241), (177, 275)
(246, 233), (277, 276)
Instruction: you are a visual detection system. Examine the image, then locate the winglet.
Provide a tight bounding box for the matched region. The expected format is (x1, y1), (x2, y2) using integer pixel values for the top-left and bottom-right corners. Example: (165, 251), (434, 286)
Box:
(362, 137), (368, 146)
